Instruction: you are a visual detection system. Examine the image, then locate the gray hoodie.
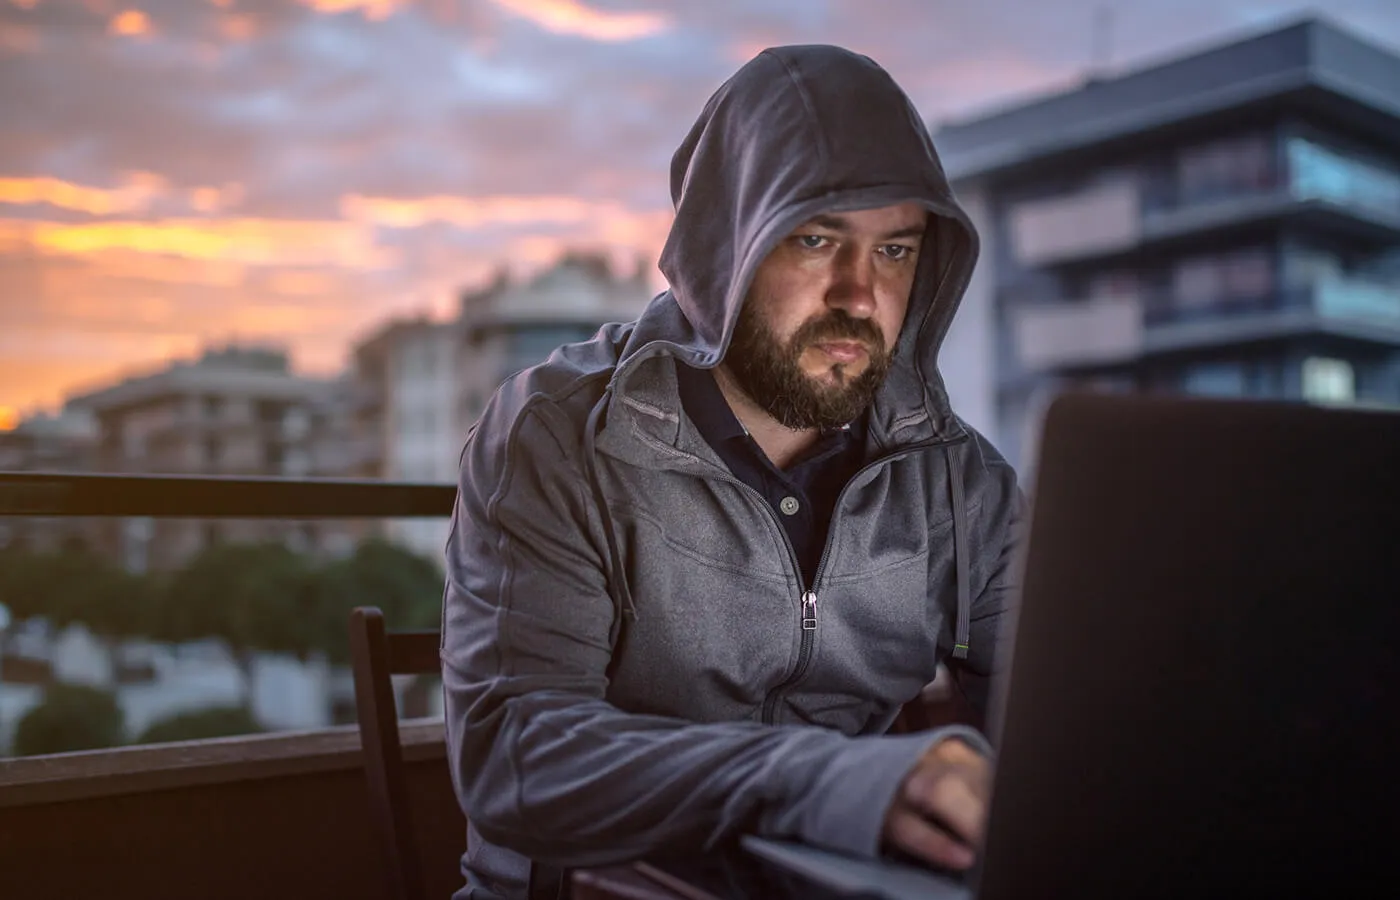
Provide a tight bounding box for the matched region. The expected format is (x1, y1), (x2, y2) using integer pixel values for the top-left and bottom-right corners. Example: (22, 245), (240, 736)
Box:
(441, 44), (1024, 900)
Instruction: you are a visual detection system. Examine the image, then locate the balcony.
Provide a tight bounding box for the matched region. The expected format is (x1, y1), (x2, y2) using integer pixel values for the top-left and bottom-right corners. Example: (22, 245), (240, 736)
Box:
(1011, 277), (1400, 373)
(1006, 142), (1400, 270)
(1010, 295), (1146, 371)
(0, 473), (462, 899)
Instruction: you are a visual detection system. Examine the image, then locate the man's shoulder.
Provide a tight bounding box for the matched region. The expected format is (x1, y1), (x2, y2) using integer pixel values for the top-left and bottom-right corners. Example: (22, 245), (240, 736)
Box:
(469, 326), (626, 461)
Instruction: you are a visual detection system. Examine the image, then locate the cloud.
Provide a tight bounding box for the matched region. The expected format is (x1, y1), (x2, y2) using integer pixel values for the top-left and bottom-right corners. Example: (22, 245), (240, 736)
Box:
(108, 9), (151, 36)
(297, 0), (407, 20)
(342, 192), (635, 229)
(22, 216), (393, 267)
(0, 173), (167, 215)
(2, 0), (1399, 420)
(488, 0), (672, 42)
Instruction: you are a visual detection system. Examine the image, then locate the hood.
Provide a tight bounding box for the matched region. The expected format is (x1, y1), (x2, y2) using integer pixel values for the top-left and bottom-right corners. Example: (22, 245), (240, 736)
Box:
(624, 44), (980, 442)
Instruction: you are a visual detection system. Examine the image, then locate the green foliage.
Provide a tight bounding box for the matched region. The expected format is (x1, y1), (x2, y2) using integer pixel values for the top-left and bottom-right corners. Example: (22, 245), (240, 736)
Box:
(12, 683), (125, 757)
(0, 537), (444, 670)
(158, 542), (321, 660)
(0, 544), (154, 639)
(313, 538), (443, 664)
(135, 705), (264, 745)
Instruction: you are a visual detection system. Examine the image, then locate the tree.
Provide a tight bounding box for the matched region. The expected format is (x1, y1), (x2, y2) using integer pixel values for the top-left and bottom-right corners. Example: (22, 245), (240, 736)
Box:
(158, 542), (321, 697)
(312, 538), (444, 664)
(136, 705), (264, 745)
(0, 545), (155, 640)
(0, 544), (59, 626)
(12, 683), (125, 756)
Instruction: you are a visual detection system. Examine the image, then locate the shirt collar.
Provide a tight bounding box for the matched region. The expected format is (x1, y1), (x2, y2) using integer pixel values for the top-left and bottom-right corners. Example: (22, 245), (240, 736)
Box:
(676, 360), (748, 444)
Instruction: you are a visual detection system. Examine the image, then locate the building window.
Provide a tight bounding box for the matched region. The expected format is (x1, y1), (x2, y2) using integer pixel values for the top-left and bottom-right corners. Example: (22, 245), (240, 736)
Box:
(1180, 362), (1248, 397)
(1176, 133), (1276, 205)
(1169, 246), (1275, 316)
(1302, 357), (1355, 404)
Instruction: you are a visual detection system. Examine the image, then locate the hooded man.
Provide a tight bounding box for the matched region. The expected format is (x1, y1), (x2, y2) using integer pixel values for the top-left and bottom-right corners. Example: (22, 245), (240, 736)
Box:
(442, 44), (1024, 900)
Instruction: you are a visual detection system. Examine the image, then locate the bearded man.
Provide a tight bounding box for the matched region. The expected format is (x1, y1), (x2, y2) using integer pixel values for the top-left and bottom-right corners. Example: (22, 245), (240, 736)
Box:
(441, 43), (1024, 900)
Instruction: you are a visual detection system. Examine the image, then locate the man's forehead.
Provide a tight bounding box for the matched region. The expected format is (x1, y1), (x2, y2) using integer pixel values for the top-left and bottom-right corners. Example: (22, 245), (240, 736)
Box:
(797, 205), (928, 238)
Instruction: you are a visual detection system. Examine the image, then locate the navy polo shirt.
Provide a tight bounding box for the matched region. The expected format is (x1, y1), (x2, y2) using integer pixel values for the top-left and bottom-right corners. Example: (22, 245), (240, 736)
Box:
(676, 362), (867, 589)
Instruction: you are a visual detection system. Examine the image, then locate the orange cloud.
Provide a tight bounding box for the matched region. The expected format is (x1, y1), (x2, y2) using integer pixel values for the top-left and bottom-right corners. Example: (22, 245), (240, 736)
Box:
(66, 249), (249, 287)
(23, 218), (392, 268)
(487, 0), (670, 41)
(189, 182), (245, 213)
(218, 14), (258, 41)
(109, 9), (151, 37)
(341, 192), (604, 228)
(298, 0), (407, 20)
(0, 173), (168, 215)
(265, 270), (340, 296)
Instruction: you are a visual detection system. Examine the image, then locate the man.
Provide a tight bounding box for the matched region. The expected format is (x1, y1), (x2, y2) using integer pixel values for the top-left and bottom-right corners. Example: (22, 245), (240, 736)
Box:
(442, 44), (1023, 900)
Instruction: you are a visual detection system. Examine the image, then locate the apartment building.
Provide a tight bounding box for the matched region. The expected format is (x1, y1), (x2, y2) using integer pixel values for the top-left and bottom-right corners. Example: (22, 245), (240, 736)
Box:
(932, 15), (1400, 474)
(64, 345), (338, 570)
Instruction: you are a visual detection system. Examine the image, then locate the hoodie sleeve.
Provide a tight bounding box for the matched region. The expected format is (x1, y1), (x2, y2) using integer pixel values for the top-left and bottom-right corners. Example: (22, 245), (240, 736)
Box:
(440, 394), (988, 867)
(945, 427), (1026, 728)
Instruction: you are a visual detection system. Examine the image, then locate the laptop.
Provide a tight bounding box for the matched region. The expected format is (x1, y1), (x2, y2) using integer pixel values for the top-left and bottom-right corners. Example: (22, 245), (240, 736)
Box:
(745, 392), (1400, 898)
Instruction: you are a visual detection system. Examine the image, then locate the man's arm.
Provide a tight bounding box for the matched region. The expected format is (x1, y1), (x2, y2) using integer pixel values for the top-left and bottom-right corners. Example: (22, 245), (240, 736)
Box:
(442, 395), (986, 869)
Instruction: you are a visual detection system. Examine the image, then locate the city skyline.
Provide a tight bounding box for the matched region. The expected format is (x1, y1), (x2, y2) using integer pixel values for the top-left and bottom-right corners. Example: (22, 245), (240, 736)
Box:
(3, 0), (1400, 425)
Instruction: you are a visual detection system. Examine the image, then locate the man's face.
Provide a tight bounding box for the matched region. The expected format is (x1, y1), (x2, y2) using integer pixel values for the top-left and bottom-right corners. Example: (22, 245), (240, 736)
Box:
(725, 202), (927, 430)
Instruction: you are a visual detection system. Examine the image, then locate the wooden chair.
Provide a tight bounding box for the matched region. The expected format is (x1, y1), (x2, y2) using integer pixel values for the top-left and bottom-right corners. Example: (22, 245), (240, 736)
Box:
(349, 606), (443, 900)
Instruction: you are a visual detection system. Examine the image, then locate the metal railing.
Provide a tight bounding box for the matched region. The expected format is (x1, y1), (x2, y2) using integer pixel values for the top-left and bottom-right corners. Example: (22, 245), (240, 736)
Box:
(0, 472), (455, 519)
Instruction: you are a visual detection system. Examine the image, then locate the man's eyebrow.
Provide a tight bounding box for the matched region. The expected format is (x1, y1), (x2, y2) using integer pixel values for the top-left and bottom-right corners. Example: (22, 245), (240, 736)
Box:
(802, 214), (927, 241)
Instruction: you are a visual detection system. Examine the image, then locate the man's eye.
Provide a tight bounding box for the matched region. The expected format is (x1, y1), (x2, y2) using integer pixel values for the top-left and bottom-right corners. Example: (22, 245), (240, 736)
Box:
(881, 244), (915, 261)
(795, 234), (829, 250)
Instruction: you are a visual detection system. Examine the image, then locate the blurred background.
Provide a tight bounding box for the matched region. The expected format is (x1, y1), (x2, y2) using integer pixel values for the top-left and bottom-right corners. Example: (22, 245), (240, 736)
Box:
(2, 0), (1399, 757)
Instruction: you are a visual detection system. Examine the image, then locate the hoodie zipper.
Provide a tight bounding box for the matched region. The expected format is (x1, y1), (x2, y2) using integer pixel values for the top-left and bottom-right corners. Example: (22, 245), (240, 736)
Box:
(748, 431), (971, 724)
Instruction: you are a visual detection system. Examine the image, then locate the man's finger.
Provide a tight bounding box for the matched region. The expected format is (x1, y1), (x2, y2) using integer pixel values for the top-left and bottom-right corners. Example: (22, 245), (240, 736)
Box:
(885, 807), (976, 871)
(902, 768), (987, 847)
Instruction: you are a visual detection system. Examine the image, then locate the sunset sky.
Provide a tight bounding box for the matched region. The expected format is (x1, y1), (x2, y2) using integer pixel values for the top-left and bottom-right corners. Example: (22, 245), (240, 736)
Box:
(2, 0), (1398, 424)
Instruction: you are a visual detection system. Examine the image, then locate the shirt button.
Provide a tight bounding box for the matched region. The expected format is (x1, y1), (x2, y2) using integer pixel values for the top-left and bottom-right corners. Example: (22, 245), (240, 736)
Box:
(779, 496), (800, 516)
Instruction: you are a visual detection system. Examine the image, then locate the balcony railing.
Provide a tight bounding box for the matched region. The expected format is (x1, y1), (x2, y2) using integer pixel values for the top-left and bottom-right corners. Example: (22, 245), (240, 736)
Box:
(0, 471), (453, 519)
(1008, 161), (1400, 270)
(1011, 277), (1400, 372)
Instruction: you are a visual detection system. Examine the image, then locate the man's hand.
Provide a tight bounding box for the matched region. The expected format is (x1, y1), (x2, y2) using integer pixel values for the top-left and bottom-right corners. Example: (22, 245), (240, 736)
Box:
(882, 737), (990, 870)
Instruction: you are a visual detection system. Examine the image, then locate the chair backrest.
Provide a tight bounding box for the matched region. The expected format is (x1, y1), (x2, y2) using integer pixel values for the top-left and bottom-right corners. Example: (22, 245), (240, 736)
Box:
(349, 606), (442, 900)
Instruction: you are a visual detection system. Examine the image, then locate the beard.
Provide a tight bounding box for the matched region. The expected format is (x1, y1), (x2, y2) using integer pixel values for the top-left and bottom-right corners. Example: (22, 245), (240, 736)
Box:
(725, 300), (895, 431)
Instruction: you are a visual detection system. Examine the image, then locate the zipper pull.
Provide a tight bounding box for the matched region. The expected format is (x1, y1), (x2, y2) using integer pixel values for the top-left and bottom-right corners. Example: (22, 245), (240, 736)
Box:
(801, 591), (818, 630)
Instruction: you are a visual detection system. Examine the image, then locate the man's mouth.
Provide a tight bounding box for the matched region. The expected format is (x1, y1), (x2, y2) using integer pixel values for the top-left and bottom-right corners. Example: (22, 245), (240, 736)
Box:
(811, 340), (869, 363)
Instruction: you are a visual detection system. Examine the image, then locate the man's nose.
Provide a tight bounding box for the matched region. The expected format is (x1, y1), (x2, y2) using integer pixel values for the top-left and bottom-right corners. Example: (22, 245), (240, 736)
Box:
(826, 250), (877, 319)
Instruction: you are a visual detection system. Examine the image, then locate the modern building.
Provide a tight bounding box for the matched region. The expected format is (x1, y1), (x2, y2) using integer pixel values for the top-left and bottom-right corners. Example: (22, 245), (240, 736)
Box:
(64, 344), (340, 570)
(932, 15), (1400, 474)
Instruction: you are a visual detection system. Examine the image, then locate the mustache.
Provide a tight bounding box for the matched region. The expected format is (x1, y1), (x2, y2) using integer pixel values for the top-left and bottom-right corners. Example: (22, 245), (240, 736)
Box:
(791, 312), (886, 351)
